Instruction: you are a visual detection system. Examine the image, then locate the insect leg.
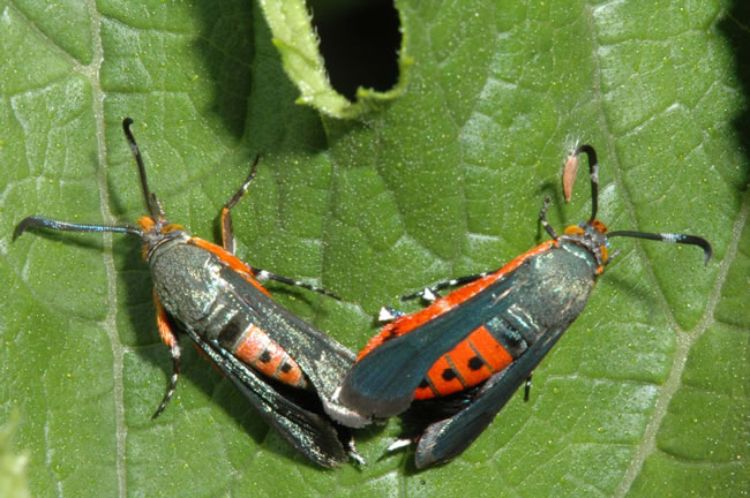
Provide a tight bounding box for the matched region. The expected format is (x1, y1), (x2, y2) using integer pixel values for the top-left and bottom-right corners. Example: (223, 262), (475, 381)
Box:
(378, 306), (405, 323)
(386, 437), (416, 454)
(151, 292), (182, 419)
(122, 118), (165, 220)
(254, 269), (340, 300)
(220, 155), (261, 254)
(400, 272), (496, 301)
(219, 156), (340, 299)
(523, 374), (532, 402)
(346, 438), (366, 465)
(539, 197), (558, 240)
(13, 216), (141, 240)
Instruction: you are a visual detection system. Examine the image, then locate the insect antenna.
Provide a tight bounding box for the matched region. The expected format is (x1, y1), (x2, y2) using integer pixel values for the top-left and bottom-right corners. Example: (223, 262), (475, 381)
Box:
(564, 145), (711, 264)
(607, 230), (712, 265)
(12, 122), (149, 240)
(123, 118), (163, 221)
(566, 144), (600, 222)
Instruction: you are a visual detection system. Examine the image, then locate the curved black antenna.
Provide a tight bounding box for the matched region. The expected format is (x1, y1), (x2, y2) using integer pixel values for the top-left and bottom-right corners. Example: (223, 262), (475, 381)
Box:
(13, 216), (142, 240)
(122, 118), (161, 219)
(571, 144), (599, 223)
(608, 230), (713, 265)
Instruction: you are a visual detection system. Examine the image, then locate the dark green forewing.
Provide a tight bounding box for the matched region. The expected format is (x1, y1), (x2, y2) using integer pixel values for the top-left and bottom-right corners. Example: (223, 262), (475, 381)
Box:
(183, 328), (348, 467)
(338, 272), (527, 419)
(219, 267), (369, 428)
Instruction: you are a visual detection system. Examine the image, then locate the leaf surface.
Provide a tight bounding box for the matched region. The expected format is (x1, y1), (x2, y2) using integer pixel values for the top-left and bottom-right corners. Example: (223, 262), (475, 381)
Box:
(1, 1), (747, 496)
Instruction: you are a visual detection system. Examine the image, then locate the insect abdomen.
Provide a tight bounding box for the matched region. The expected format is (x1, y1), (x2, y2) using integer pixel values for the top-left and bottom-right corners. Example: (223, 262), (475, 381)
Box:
(227, 322), (307, 388)
(414, 326), (512, 399)
(149, 239), (308, 389)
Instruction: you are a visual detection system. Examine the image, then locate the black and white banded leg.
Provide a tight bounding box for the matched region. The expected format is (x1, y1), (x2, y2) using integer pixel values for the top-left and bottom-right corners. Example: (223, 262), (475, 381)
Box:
(152, 296), (183, 419)
(219, 158), (340, 299)
(220, 155), (261, 255)
(378, 306), (406, 323)
(539, 196), (558, 240)
(401, 272), (499, 302)
(254, 269), (340, 300)
(523, 374), (532, 402)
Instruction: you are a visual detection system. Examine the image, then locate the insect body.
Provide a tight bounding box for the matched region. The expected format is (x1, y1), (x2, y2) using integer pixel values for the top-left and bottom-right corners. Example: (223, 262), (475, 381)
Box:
(15, 118), (367, 467)
(337, 144), (712, 468)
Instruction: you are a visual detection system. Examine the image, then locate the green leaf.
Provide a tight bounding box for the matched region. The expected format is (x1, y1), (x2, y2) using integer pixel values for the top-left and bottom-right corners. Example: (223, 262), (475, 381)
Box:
(1, 1), (747, 497)
(0, 416), (31, 498)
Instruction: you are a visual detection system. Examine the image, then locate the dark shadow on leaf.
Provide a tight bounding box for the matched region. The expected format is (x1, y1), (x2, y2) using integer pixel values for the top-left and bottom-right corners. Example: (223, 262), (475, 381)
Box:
(192, 0), (254, 139)
(105, 168), (131, 222)
(234, 3), (331, 156)
(307, 0), (401, 101)
(600, 270), (664, 315)
(12, 229), (107, 252)
(320, 116), (381, 159)
(718, 2), (750, 188)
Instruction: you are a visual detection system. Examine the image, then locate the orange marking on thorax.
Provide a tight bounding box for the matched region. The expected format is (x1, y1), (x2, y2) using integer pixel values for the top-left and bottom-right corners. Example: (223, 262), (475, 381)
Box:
(357, 240), (557, 361)
(188, 237), (271, 297)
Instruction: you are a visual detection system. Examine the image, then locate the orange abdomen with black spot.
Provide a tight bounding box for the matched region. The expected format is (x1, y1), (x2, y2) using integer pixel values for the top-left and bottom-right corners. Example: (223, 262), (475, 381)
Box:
(414, 326), (514, 399)
(233, 324), (307, 388)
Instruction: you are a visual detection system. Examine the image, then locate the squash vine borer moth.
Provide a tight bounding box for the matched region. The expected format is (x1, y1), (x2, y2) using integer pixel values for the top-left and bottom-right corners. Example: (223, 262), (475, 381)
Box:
(335, 144), (712, 468)
(14, 118), (368, 468)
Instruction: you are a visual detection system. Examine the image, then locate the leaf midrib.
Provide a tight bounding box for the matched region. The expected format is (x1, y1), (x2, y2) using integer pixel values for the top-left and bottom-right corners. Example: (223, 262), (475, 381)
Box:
(84, 1), (127, 496)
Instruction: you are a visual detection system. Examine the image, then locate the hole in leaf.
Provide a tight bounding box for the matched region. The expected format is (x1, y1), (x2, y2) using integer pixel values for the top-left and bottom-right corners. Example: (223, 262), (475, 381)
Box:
(307, 0), (401, 101)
